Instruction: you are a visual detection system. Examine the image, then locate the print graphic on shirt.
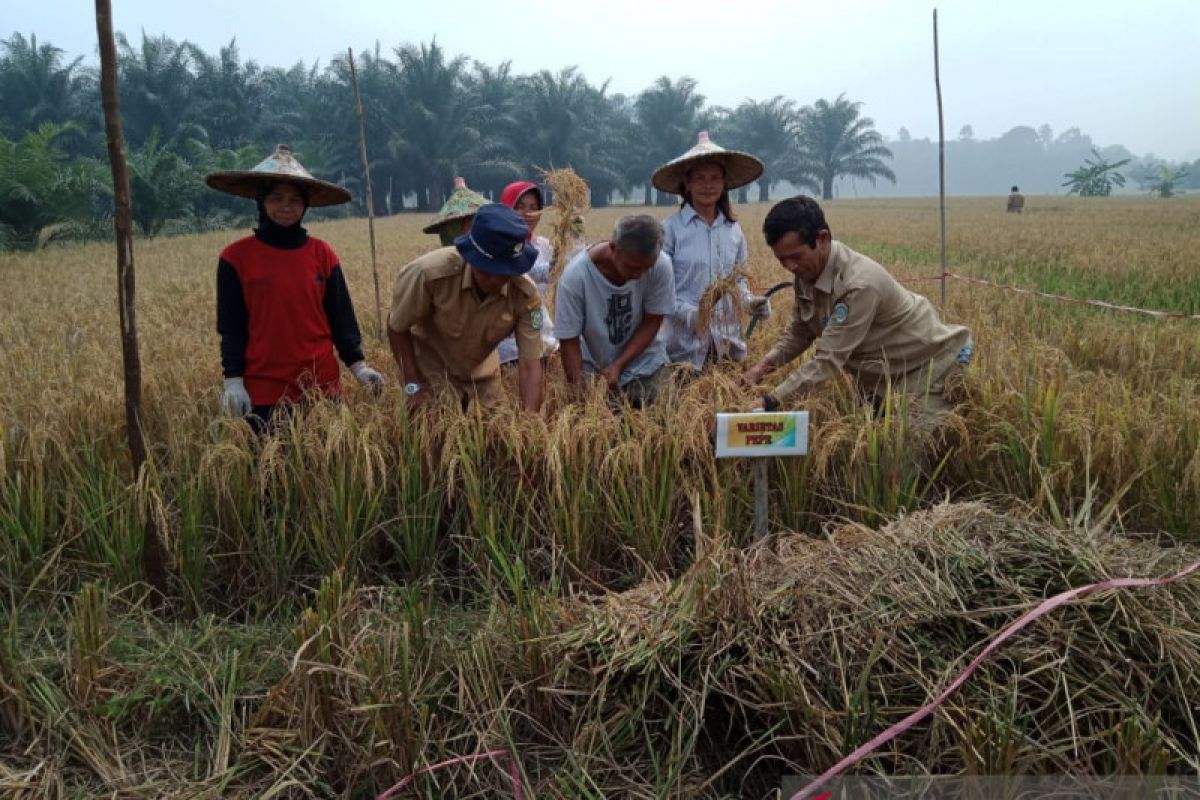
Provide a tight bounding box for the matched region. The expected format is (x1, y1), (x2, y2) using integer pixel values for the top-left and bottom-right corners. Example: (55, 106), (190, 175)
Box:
(605, 293), (633, 345)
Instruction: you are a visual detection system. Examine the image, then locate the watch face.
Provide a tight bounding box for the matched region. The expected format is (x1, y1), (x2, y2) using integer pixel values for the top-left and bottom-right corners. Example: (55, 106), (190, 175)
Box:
(404, 383), (421, 396)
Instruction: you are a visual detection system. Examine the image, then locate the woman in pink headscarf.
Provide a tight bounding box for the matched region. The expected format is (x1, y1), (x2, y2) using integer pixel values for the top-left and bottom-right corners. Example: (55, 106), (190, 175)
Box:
(496, 181), (559, 366)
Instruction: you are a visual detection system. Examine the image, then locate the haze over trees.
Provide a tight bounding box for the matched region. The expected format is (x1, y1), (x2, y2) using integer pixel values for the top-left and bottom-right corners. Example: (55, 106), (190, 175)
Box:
(1, 30), (1196, 249)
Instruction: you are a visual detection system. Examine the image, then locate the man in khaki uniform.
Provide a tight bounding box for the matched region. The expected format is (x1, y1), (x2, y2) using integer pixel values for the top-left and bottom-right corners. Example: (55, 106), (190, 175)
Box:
(387, 204), (545, 411)
(743, 196), (973, 422)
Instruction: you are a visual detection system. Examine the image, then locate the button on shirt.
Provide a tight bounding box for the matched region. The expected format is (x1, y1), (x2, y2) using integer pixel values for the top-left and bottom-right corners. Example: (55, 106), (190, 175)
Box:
(766, 241), (972, 402)
(387, 247), (544, 381)
(661, 205), (753, 368)
(497, 235), (558, 364)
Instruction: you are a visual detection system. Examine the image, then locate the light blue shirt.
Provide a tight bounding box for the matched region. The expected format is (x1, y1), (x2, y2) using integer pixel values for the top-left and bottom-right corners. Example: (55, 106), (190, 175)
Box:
(661, 205), (753, 369)
(554, 247), (674, 386)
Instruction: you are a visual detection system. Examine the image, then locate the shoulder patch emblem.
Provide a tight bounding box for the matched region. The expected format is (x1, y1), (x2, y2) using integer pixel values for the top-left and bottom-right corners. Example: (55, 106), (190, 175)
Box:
(830, 302), (850, 325)
(529, 307), (544, 330)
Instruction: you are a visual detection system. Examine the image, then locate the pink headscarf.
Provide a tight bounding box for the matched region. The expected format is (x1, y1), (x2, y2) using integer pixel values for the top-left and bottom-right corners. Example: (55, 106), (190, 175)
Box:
(499, 181), (543, 240)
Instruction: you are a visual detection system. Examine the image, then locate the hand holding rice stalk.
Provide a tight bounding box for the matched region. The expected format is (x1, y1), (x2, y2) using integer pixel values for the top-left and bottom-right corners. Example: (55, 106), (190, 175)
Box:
(695, 262), (755, 338)
(537, 167), (590, 310)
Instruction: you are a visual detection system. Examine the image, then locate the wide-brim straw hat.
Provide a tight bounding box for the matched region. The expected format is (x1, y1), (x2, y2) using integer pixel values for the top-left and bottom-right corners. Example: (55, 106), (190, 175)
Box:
(423, 177), (491, 234)
(651, 131), (765, 195)
(205, 144), (351, 207)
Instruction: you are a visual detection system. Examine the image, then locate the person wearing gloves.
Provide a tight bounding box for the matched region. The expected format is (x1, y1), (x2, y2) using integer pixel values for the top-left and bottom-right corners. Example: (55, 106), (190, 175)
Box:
(206, 144), (382, 433)
(387, 203), (546, 412)
(495, 180), (558, 367)
(652, 131), (772, 371)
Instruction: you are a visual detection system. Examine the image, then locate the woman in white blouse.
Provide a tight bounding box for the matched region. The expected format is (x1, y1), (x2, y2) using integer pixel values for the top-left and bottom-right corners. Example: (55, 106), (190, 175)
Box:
(652, 132), (771, 370)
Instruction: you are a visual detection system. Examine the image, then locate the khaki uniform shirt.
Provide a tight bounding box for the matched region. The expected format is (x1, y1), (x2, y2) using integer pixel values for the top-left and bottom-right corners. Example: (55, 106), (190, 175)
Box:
(766, 241), (971, 402)
(1007, 192), (1025, 213)
(387, 247), (544, 381)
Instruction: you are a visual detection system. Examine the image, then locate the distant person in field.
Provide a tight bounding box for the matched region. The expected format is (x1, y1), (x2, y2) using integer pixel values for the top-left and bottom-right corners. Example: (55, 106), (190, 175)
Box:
(387, 203), (545, 412)
(1007, 185), (1025, 213)
(207, 144), (383, 434)
(742, 196), (973, 425)
(653, 131), (771, 370)
(495, 180), (559, 369)
(555, 215), (675, 408)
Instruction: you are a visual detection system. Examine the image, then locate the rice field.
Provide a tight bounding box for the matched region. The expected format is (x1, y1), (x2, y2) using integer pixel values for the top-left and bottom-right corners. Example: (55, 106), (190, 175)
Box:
(1, 196), (1199, 797)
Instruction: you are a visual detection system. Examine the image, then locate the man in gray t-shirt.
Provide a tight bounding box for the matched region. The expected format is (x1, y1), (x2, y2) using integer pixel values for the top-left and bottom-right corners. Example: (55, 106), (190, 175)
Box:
(555, 214), (675, 407)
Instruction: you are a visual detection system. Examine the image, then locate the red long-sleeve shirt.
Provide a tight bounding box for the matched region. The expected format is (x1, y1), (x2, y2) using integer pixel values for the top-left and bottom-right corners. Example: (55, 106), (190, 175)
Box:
(216, 232), (364, 406)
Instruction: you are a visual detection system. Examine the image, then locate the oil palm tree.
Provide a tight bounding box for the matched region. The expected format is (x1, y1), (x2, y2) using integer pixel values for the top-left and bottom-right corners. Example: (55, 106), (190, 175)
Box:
(788, 94), (895, 200)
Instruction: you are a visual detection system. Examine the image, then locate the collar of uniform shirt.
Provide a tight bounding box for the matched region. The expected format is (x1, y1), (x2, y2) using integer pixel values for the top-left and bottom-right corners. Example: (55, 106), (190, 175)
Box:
(458, 261), (510, 296)
(812, 242), (840, 293)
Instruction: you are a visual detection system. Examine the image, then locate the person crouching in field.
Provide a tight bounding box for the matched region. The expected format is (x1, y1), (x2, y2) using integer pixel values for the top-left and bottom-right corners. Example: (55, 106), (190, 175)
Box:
(653, 131), (771, 371)
(555, 215), (675, 408)
(742, 196), (973, 428)
(207, 144), (383, 434)
(386, 204), (545, 412)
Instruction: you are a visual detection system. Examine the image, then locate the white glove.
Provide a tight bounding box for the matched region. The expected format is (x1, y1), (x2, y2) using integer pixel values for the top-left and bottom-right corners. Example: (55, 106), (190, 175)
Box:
(744, 295), (772, 321)
(221, 377), (251, 417)
(680, 306), (699, 333)
(351, 362), (384, 387)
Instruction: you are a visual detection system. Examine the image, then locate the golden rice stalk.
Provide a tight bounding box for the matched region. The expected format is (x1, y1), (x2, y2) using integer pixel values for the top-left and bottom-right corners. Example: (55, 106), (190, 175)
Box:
(695, 264), (751, 339)
(538, 167), (590, 299)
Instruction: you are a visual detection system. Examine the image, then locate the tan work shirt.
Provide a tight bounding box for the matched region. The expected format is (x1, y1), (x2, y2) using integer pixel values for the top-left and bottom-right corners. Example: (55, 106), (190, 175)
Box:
(387, 247), (544, 380)
(1007, 192), (1025, 213)
(766, 241), (971, 402)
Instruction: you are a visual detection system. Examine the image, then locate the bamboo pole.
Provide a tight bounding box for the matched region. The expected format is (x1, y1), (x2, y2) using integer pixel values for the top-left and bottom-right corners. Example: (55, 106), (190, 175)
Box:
(934, 9), (947, 305)
(347, 49), (383, 340)
(94, 0), (167, 594)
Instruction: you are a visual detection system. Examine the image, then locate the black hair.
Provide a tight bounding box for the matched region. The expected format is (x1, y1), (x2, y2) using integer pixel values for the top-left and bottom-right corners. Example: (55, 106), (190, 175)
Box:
(762, 195), (829, 247)
(1011, 185), (1020, 192)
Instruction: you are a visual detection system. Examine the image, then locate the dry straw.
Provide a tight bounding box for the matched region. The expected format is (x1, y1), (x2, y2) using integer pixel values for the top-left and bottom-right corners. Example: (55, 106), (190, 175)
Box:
(537, 166), (590, 304)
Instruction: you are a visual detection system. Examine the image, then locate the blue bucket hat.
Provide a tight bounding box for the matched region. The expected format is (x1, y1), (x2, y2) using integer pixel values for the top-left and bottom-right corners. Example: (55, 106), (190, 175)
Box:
(454, 204), (538, 276)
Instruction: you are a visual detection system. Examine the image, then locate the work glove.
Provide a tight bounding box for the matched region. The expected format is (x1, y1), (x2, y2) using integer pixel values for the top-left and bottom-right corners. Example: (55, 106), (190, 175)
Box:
(744, 295), (772, 321)
(680, 306), (699, 333)
(351, 362), (384, 387)
(221, 377), (252, 417)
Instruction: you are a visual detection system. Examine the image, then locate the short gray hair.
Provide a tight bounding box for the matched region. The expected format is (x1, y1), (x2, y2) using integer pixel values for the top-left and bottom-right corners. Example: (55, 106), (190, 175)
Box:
(611, 215), (663, 257)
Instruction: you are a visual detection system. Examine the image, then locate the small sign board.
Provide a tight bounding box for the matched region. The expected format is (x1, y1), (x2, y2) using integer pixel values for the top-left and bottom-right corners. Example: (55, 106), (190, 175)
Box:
(715, 411), (809, 459)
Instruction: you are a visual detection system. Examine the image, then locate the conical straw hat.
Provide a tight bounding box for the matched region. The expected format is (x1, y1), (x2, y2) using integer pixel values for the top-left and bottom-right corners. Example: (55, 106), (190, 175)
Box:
(205, 144), (352, 207)
(422, 177), (490, 234)
(651, 131), (765, 195)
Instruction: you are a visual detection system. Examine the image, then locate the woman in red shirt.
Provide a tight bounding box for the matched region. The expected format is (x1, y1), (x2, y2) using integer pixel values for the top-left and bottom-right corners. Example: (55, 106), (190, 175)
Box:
(206, 144), (383, 433)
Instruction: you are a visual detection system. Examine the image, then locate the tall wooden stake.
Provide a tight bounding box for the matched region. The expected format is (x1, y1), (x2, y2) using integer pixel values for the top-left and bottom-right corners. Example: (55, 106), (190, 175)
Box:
(348, 49), (383, 340)
(95, 0), (167, 594)
(934, 9), (948, 305)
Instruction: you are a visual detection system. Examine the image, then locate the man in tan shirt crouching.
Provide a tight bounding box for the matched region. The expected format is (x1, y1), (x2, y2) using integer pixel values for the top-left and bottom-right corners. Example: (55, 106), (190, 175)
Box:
(743, 196), (973, 425)
(387, 204), (546, 412)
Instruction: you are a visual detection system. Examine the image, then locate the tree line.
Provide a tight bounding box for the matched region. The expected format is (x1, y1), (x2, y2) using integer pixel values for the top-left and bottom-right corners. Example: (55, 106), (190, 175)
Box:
(0, 31), (902, 249)
(2, 31), (1195, 250)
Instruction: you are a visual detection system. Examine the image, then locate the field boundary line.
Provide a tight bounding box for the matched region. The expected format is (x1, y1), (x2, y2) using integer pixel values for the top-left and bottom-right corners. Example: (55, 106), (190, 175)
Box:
(788, 556), (1200, 800)
(892, 272), (1200, 320)
(376, 748), (522, 799)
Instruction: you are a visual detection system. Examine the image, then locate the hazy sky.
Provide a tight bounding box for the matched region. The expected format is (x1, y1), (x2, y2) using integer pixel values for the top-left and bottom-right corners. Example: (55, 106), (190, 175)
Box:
(7, 0), (1199, 160)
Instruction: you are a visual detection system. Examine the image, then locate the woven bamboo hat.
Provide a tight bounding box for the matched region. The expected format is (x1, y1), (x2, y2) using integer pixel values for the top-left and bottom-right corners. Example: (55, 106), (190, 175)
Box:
(204, 144), (351, 207)
(422, 177), (490, 235)
(651, 131), (764, 195)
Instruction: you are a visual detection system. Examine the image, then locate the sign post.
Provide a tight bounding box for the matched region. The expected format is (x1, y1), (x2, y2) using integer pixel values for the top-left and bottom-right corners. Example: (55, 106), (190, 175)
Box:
(715, 411), (809, 539)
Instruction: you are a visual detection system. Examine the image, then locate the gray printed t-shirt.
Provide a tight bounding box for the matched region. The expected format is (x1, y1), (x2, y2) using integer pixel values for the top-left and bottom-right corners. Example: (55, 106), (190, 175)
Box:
(554, 247), (675, 386)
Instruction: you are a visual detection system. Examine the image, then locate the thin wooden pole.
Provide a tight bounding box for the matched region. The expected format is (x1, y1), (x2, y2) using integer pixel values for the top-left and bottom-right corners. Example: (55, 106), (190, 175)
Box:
(95, 0), (167, 594)
(934, 9), (947, 305)
(753, 459), (768, 539)
(348, 49), (383, 340)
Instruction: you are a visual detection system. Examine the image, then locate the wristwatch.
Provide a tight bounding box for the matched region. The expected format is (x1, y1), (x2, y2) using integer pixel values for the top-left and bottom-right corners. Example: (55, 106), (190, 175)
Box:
(762, 394), (780, 412)
(403, 383), (423, 396)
